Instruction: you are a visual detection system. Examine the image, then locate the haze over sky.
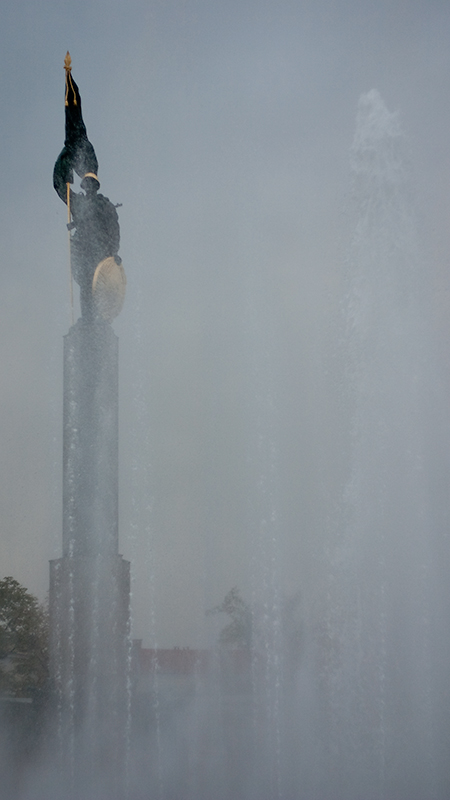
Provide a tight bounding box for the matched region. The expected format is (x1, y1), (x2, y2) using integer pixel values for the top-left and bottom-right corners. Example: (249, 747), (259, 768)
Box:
(1, 0), (450, 647)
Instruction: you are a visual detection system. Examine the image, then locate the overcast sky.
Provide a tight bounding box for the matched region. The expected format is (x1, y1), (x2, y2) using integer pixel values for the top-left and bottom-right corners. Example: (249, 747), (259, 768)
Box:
(1, 0), (450, 647)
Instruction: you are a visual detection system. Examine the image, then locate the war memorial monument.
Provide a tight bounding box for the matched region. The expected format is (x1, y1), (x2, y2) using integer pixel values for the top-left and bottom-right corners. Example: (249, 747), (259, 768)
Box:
(49, 53), (130, 799)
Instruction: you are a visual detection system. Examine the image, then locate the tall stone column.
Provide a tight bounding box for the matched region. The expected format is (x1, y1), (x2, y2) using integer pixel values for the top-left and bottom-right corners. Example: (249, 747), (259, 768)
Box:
(50, 318), (130, 799)
(62, 318), (120, 557)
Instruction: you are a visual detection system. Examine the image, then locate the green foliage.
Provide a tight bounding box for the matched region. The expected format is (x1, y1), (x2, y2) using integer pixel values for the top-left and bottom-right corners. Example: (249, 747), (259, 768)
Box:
(0, 577), (49, 698)
(207, 587), (252, 648)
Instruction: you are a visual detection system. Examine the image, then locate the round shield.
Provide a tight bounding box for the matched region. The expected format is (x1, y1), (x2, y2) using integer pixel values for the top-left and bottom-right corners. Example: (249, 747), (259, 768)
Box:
(92, 257), (127, 322)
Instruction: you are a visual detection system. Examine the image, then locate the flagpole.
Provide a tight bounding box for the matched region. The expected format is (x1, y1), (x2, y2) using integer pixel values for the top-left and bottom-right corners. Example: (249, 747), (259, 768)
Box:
(67, 182), (74, 326)
(64, 51), (74, 325)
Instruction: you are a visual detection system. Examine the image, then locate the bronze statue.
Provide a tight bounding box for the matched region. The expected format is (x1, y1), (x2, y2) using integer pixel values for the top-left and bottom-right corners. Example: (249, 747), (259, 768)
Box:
(54, 53), (125, 321)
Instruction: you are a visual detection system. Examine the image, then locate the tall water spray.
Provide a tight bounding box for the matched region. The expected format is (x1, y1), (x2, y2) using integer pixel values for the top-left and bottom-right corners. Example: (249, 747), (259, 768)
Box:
(21, 83), (446, 800)
(320, 90), (437, 800)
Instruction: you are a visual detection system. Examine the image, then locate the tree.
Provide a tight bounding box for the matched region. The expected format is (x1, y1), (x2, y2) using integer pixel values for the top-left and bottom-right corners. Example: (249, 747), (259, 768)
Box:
(0, 577), (49, 698)
(207, 587), (252, 648)
(208, 586), (303, 677)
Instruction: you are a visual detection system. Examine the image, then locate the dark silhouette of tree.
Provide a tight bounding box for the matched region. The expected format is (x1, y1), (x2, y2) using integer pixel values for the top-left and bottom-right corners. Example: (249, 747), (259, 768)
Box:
(0, 577), (49, 698)
(207, 587), (252, 648)
(208, 587), (303, 678)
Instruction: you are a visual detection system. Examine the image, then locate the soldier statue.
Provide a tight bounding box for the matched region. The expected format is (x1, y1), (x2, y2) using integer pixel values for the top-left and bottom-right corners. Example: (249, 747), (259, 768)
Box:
(53, 53), (123, 321)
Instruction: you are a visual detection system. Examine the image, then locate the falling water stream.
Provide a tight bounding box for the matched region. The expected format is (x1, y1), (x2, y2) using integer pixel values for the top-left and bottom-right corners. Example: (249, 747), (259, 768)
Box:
(318, 90), (439, 800)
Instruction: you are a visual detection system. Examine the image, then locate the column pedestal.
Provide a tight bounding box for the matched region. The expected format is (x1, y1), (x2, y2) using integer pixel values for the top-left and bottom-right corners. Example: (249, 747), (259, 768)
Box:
(49, 319), (130, 798)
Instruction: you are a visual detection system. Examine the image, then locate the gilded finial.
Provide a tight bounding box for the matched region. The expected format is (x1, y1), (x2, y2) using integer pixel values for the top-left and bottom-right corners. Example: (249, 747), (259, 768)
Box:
(64, 52), (77, 107)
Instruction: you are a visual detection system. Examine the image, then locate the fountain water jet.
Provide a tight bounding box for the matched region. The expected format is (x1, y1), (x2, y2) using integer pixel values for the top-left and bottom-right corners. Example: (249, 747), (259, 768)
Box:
(318, 89), (438, 800)
(32, 80), (447, 800)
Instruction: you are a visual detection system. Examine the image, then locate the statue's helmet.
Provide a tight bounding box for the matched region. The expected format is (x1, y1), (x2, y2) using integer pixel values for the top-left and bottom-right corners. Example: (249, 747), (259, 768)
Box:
(80, 172), (100, 191)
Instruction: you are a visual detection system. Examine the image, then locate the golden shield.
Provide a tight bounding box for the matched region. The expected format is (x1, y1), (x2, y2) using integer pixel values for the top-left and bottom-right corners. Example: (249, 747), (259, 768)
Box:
(92, 257), (127, 321)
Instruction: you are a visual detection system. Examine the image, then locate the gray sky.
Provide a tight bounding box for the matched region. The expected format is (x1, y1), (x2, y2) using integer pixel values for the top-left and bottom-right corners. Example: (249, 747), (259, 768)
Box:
(1, 0), (450, 647)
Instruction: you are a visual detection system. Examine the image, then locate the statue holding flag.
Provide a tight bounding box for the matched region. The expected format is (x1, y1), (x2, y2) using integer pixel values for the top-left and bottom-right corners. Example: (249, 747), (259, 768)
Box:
(53, 53), (126, 321)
